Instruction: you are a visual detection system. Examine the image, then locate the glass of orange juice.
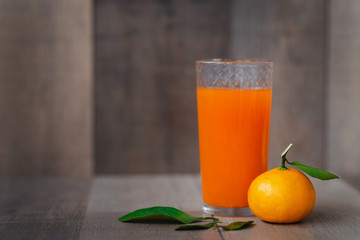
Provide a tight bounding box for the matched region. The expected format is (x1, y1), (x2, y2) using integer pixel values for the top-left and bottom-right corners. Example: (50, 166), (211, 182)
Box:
(196, 59), (273, 216)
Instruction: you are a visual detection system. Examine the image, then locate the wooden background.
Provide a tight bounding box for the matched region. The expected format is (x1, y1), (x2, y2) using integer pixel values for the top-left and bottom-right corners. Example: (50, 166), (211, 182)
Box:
(95, 0), (325, 174)
(327, 0), (360, 188)
(95, 0), (230, 173)
(0, 0), (359, 187)
(0, 0), (93, 177)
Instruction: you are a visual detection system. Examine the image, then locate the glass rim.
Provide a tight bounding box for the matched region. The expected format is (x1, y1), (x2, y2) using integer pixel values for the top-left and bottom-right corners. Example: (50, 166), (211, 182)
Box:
(196, 58), (273, 64)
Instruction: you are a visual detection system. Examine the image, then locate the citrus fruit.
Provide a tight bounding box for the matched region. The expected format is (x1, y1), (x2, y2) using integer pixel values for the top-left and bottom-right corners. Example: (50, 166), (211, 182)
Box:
(247, 143), (338, 223)
(248, 167), (315, 223)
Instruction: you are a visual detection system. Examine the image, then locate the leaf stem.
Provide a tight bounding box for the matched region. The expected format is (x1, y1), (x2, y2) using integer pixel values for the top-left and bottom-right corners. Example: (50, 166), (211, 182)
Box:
(279, 143), (293, 170)
(277, 143), (339, 180)
(280, 157), (287, 170)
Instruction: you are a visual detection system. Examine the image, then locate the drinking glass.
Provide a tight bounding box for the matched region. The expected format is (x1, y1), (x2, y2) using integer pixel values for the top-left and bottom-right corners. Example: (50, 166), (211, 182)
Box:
(196, 59), (273, 216)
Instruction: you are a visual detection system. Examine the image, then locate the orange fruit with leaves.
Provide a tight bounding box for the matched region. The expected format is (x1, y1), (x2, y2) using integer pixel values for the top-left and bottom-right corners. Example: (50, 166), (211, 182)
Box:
(248, 144), (338, 223)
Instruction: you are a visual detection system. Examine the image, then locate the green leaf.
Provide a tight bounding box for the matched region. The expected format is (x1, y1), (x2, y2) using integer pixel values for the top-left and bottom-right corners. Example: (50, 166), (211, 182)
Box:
(118, 206), (218, 224)
(218, 221), (253, 231)
(289, 161), (339, 180)
(175, 222), (217, 231)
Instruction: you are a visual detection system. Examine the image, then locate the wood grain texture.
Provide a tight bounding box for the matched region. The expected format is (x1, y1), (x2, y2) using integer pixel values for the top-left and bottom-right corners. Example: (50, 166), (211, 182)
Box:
(94, 0), (230, 174)
(95, 0), (325, 174)
(223, 178), (360, 240)
(79, 175), (360, 240)
(326, 0), (360, 190)
(0, 176), (359, 239)
(0, 0), (93, 177)
(230, 0), (325, 169)
(79, 175), (221, 240)
(0, 178), (91, 240)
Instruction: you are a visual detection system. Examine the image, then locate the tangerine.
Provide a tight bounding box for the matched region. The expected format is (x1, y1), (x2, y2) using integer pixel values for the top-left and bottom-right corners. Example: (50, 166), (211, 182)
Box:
(248, 167), (315, 223)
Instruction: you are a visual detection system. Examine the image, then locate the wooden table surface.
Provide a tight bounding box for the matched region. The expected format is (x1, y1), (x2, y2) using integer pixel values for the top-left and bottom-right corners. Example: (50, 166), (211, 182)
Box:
(1, 175), (360, 240)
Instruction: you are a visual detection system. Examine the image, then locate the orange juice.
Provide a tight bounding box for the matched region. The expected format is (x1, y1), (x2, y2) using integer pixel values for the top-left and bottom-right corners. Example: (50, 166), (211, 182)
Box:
(197, 87), (272, 208)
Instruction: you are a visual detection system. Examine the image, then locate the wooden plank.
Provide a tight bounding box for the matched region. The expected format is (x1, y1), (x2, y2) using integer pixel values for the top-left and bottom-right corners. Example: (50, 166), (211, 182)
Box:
(326, 0), (360, 190)
(79, 175), (222, 239)
(84, 175), (203, 212)
(230, 0), (325, 169)
(95, 0), (326, 174)
(81, 175), (360, 240)
(94, 0), (230, 174)
(0, 0), (93, 177)
(0, 178), (91, 239)
(222, 178), (360, 240)
(0, 176), (358, 239)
